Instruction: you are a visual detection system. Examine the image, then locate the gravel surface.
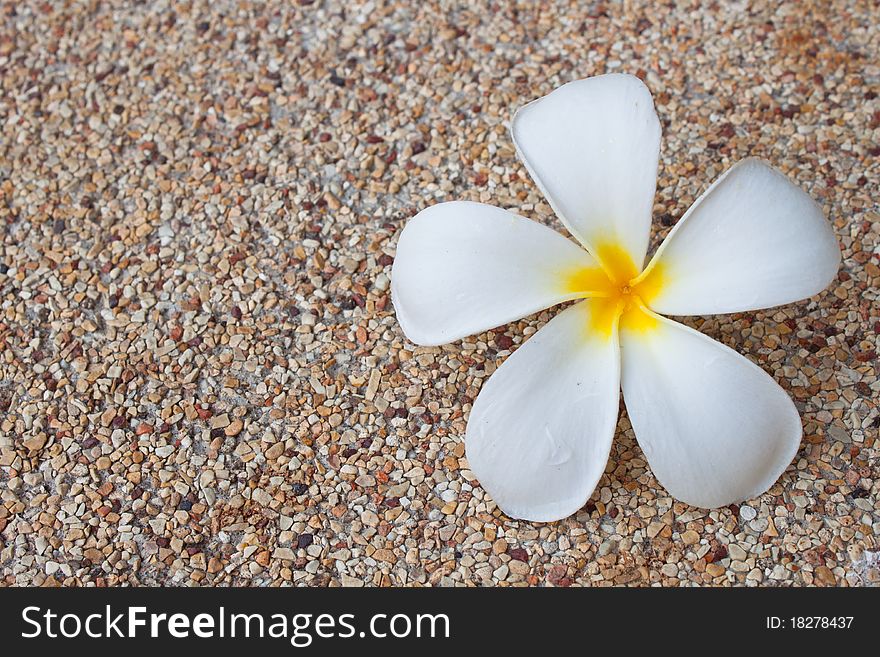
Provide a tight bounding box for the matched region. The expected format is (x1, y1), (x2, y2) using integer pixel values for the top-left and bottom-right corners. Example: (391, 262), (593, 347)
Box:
(0, 0), (877, 587)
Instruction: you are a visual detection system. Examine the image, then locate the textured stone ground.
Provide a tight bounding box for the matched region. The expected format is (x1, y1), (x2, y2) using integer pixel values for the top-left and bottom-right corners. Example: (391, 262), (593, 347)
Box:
(0, 0), (877, 587)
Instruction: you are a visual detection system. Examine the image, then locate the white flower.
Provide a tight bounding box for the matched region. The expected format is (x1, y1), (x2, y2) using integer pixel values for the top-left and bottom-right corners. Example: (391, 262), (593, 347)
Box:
(391, 74), (840, 522)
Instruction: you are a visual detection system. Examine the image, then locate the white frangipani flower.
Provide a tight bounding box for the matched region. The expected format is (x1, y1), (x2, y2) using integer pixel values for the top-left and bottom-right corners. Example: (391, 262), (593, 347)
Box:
(391, 74), (840, 522)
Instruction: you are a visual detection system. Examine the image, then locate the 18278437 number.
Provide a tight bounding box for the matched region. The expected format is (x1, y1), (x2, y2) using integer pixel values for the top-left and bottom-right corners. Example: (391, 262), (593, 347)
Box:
(766, 616), (854, 629)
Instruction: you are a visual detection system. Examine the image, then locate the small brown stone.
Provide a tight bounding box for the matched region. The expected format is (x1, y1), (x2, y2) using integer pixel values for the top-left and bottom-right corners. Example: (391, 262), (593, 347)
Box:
(265, 442), (284, 460)
(814, 566), (837, 586)
(373, 549), (396, 563)
(706, 563), (726, 577)
(23, 434), (48, 452)
(84, 548), (104, 563)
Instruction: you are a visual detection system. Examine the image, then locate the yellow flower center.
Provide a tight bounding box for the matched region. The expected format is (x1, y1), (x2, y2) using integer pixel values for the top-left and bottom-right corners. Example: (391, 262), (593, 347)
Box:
(562, 241), (665, 339)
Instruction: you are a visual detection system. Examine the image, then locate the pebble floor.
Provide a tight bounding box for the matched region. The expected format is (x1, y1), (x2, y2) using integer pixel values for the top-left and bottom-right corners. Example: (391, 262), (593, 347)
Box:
(1, 0), (877, 587)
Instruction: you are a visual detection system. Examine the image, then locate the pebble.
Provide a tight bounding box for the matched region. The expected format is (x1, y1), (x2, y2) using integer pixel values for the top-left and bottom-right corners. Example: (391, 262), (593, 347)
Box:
(23, 435), (48, 452)
(341, 575), (365, 588)
(509, 559), (530, 577)
(705, 563), (726, 578)
(680, 531), (700, 546)
(814, 566), (838, 586)
(727, 544), (748, 561)
(273, 548), (296, 561)
(660, 563), (679, 577)
(265, 442), (285, 460)
(374, 273), (391, 292)
(739, 505), (757, 521)
(646, 522), (664, 539)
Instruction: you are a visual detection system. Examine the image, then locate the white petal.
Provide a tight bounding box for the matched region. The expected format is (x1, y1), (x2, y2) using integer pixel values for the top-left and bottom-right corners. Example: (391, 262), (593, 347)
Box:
(466, 301), (620, 522)
(391, 201), (598, 346)
(511, 73), (661, 267)
(620, 313), (801, 508)
(644, 158), (840, 315)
